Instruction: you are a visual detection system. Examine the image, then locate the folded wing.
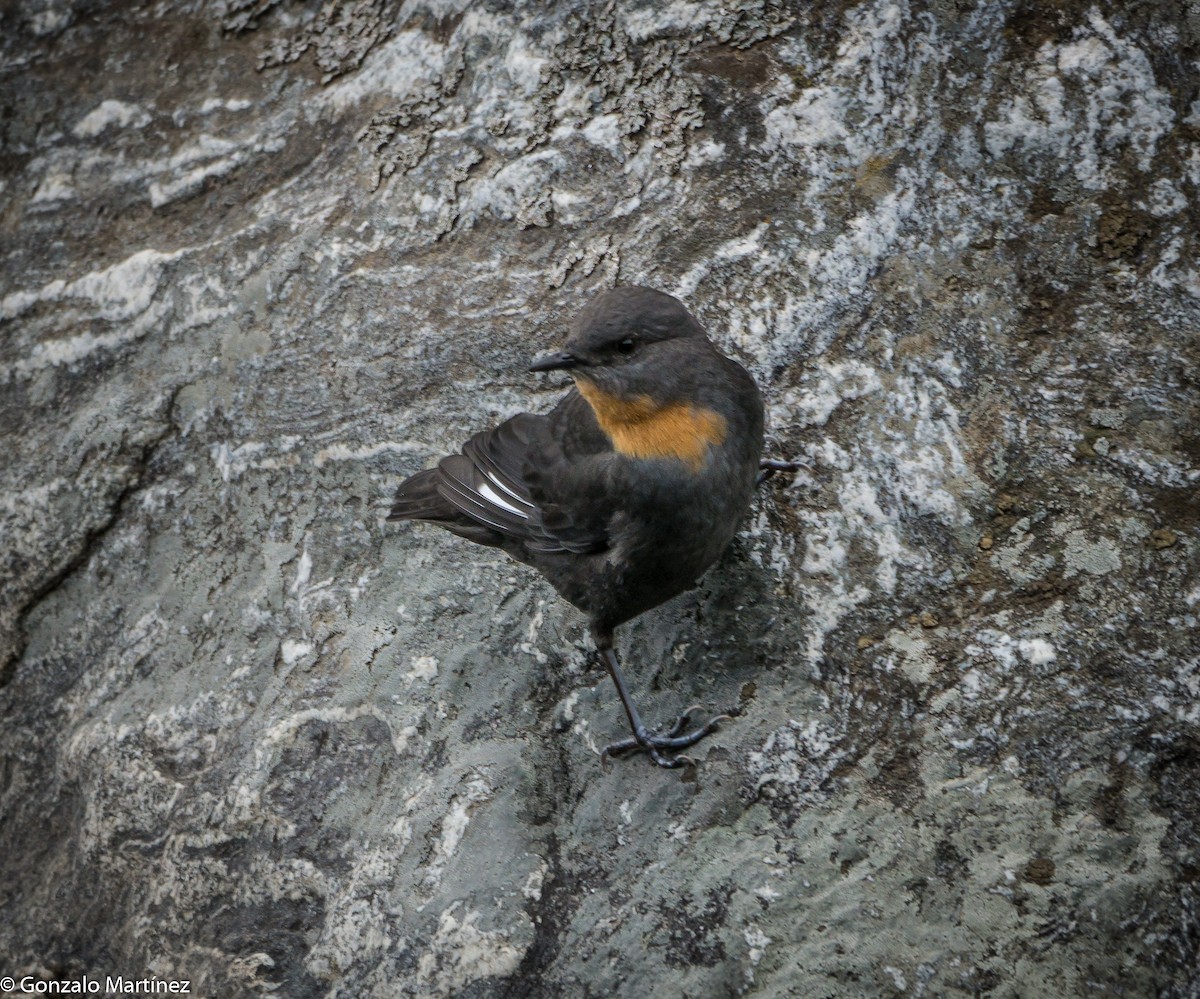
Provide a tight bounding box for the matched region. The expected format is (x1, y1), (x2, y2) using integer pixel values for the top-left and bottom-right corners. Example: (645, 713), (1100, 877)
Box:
(389, 409), (609, 556)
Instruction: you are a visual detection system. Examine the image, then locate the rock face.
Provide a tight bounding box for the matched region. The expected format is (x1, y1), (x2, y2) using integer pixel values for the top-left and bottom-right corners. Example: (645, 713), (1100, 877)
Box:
(3, 0), (1199, 996)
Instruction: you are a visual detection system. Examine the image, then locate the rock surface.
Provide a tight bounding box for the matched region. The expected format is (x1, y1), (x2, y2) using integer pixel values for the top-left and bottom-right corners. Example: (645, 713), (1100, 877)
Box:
(3, 0), (1199, 996)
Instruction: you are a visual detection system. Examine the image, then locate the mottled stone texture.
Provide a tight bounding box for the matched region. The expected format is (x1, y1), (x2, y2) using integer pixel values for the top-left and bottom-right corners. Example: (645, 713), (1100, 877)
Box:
(2, 0), (1199, 996)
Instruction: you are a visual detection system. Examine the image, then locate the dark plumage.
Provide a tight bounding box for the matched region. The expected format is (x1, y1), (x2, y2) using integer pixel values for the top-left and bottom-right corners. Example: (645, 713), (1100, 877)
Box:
(390, 286), (767, 767)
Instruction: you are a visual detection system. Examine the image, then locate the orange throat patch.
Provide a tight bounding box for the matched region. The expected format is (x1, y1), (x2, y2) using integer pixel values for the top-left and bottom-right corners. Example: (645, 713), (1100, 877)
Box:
(575, 378), (728, 470)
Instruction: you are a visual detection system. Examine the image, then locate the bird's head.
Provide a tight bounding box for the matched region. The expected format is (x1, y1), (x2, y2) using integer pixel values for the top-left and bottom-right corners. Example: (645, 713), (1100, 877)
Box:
(529, 287), (709, 402)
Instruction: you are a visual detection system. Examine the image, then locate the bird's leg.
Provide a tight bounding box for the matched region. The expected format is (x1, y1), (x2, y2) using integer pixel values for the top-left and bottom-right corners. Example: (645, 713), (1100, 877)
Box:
(596, 646), (727, 769)
(756, 457), (806, 487)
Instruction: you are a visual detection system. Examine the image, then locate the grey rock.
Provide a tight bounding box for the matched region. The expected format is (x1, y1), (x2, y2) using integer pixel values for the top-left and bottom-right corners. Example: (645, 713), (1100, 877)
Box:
(2, 0), (1199, 996)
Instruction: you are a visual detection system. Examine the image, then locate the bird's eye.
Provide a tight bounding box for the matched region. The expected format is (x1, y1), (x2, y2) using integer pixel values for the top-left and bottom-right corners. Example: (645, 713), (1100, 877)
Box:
(616, 337), (636, 355)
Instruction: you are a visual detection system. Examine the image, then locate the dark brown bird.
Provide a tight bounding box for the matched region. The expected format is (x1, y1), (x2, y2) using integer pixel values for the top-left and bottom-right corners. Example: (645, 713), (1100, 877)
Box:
(389, 286), (783, 767)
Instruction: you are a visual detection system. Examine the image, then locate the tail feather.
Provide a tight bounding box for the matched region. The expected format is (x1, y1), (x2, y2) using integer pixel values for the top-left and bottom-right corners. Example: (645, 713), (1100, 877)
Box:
(389, 466), (509, 548)
(388, 467), (454, 522)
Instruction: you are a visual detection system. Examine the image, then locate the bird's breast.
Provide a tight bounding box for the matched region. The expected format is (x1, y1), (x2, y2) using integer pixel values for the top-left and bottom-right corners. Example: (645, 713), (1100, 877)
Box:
(574, 379), (728, 472)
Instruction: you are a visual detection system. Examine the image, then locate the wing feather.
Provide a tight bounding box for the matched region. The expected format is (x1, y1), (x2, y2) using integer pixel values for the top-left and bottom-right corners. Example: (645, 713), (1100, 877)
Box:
(389, 407), (610, 557)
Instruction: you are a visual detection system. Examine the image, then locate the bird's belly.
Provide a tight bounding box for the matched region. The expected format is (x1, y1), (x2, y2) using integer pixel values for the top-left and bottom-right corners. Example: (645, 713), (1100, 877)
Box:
(542, 479), (748, 628)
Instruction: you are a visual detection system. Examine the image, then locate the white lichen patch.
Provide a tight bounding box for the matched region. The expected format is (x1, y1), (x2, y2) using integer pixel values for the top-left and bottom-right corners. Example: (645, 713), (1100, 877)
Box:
(1062, 531), (1122, 577)
(264, 704), (420, 759)
(522, 862), (548, 902)
(1018, 638), (1056, 665)
(771, 362), (883, 429)
(747, 717), (846, 808)
(148, 134), (285, 207)
(404, 654), (439, 684)
(31, 170), (76, 203)
(424, 778), (493, 890)
(306, 846), (406, 979)
(983, 10), (1174, 188)
(321, 27), (452, 112)
(3, 246), (180, 325)
(73, 99), (151, 138)
(886, 629), (938, 685)
(518, 597), (548, 662)
(743, 924), (772, 983)
(784, 360), (976, 660)
(415, 903), (525, 998)
(313, 440), (428, 467)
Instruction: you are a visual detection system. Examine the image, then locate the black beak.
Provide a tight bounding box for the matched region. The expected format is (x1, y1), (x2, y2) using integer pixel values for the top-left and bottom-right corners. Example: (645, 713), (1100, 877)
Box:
(529, 351), (579, 373)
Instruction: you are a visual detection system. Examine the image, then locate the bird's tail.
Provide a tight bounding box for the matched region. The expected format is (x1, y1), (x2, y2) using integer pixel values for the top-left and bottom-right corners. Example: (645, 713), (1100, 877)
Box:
(387, 467), (455, 522)
(388, 466), (509, 548)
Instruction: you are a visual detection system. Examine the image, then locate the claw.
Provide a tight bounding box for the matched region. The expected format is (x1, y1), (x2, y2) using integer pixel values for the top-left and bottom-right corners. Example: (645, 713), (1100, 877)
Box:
(757, 458), (807, 487)
(666, 705), (703, 738)
(599, 712), (727, 768)
(649, 747), (696, 769)
(648, 747), (673, 768)
(595, 646), (730, 769)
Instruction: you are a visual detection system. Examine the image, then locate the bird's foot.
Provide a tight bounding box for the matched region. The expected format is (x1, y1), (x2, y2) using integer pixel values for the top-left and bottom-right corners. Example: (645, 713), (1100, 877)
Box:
(757, 458), (807, 487)
(601, 706), (729, 769)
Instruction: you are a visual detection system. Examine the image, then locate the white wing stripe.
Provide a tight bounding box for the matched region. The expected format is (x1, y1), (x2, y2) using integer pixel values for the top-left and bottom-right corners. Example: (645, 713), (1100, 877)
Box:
(477, 479), (529, 518)
(489, 471), (531, 506)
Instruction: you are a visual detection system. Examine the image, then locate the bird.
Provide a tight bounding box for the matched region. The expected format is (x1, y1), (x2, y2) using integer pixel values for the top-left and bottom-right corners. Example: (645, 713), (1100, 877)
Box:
(389, 286), (786, 768)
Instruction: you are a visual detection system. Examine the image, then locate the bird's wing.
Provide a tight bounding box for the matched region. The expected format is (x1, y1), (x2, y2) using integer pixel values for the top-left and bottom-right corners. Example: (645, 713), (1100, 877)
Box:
(389, 403), (611, 556)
